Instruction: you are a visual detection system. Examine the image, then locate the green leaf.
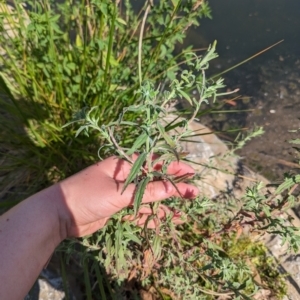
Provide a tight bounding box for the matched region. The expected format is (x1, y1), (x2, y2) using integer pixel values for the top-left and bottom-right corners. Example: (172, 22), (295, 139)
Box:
(262, 206), (271, 217)
(67, 62), (76, 71)
(116, 17), (127, 25)
(73, 75), (81, 83)
(152, 235), (162, 259)
(119, 121), (138, 126)
(289, 139), (300, 145)
(171, 0), (179, 7)
(121, 152), (147, 194)
(134, 177), (151, 215)
(126, 132), (148, 155)
(75, 126), (88, 137)
(157, 122), (176, 148)
(178, 89), (192, 105)
(123, 231), (142, 245)
(75, 34), (82, 47)
(0, 71), (20, 98)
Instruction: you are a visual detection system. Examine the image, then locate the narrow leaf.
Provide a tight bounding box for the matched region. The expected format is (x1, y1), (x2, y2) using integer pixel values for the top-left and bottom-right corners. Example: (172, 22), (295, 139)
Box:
(289, 139), (300, 145)
(76, 34), (82, 47)
(93, 263), (107, 300)
(116, 17), (127, 25)
(262, 206), (271, 217)
(75, 126), (88, 137)
(123, 231), (142, 245)
(157, 122), (176, 148)
(134, 177), (151, 215)
(122, 152), (147, 194)
(119, 121), (138, 126)
(178, 89), (193, 105)
(126, 132), (148, 155)
(83, 259), (92, 300)
(171, 0), (179, 7)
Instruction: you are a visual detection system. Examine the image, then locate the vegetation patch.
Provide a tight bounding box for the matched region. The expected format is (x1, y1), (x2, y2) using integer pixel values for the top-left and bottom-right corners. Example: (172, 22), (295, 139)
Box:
(0, 1), (299, 299)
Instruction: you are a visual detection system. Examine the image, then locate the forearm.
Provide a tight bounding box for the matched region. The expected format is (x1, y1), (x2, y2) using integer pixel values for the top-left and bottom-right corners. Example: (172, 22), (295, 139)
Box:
(0, 184), (66, 299)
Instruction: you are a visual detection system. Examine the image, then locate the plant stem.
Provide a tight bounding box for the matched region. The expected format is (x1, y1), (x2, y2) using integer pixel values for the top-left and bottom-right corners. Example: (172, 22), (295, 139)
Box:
(138, 1), (151, 86)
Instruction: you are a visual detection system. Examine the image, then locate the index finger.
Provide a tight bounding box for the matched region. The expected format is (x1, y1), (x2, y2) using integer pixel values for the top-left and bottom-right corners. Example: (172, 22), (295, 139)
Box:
(154, 160), (195, 178)
(101, 155), (195, 182)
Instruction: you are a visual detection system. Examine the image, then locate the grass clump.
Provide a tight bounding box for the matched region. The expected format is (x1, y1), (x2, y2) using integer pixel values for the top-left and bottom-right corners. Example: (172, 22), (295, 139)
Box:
(0, 0), (211, 203)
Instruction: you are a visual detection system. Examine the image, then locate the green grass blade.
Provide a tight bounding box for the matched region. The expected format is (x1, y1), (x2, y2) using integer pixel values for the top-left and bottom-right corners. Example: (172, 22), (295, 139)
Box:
(210, 40), (284, 80)
(59, 253), (70, 300)
(93, 262), (107, 300)
(83, 258), (92, 300)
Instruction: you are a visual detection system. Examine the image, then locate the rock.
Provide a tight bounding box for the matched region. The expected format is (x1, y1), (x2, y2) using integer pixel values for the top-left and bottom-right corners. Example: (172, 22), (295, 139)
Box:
(164, 113), (267, 199)
(25, 269), (66, 300)
(163, 114), (238, 199)
(24, 269), (76, 300)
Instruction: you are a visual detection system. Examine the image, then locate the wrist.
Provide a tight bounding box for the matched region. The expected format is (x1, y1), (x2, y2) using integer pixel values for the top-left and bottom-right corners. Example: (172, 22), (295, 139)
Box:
(31, 183), (69, 243)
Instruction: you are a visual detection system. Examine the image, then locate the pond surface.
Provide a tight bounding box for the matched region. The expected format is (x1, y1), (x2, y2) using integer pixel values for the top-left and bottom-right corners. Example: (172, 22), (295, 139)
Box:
(187, 0), (300, 180)
(195, 0), (300, 65)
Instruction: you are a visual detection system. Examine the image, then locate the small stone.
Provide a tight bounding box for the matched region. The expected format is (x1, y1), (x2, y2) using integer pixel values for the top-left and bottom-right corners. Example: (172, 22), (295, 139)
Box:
(270, 109), (276, 114)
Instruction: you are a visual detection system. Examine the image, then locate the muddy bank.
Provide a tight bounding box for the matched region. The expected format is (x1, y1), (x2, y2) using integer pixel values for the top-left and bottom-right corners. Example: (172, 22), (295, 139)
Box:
(234, 58), (300, 180)
(198, 56), (300, 181)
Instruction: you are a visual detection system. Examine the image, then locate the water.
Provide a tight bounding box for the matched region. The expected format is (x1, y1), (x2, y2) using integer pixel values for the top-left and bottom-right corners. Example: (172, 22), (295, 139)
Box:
(193, 0), (300, 65)
(185, 0), (300, 180)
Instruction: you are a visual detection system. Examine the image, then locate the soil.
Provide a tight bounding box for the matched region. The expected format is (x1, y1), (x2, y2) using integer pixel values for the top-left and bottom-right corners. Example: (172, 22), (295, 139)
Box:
(199, 55), (300, 182)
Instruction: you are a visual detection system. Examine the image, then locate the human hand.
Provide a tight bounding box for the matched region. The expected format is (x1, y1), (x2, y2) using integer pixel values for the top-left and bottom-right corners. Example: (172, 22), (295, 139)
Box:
(122, 204), (186, 229)
(58, 156), (198, 237)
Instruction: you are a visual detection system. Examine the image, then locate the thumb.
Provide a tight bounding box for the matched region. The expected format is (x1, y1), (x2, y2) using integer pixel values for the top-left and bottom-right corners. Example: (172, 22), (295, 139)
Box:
(120, 180), (175, 207)
(142, 181), (175, 204)
(120, 180), (199, 207)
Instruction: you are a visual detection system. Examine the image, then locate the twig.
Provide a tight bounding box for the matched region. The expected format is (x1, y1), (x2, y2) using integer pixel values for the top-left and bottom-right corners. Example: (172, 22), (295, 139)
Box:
(277, 158), (300, 169)
(107, 127), (134, 164)
(237, 174), (259, 182)
(107, 127), (148, 174)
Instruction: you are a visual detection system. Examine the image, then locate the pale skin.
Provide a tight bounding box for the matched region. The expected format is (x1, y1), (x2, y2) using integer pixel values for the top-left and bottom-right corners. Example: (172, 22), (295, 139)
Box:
(0, 156), (198, 299)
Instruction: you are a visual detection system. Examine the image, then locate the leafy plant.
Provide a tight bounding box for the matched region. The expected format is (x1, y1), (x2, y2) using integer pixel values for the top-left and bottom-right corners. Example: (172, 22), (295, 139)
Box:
(0, 0), (211, 203)
(1, 1), (300, 299)
(62, 41), (300, 298)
